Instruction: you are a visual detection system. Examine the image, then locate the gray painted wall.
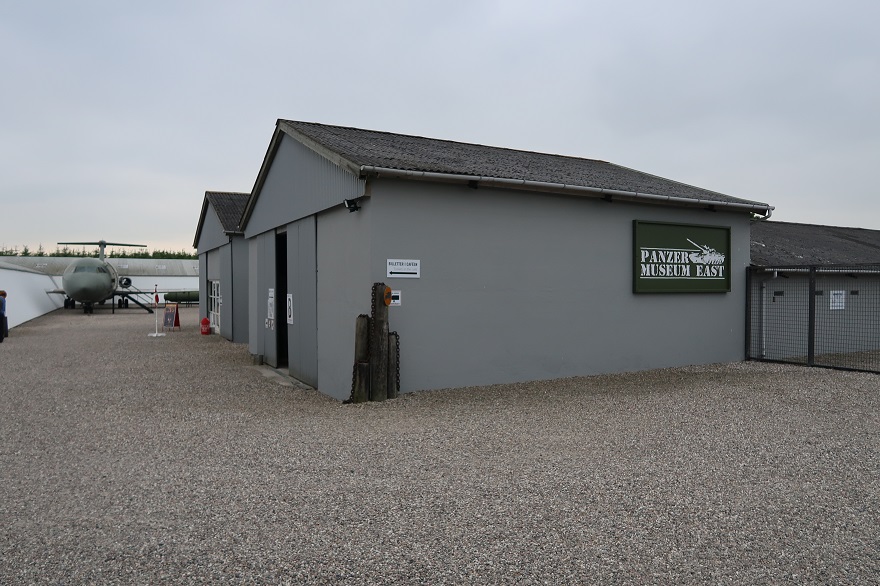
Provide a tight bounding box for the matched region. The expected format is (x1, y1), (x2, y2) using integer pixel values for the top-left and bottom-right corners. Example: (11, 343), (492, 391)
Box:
(199, 254), (208, 320)
(196, 204), (228, 252)
(218, 245), (233, 340)
(248, 234), (271, 360)
(261, 231), (278, 367)
(316, 201), (373, 399)
(199, 240), (250, 344)
(814, 276), (880, 355)
(202, 248), (220, 331)
(197, 203), (226, 327)
(309, 179), (751, 400)
(244, 131), (365, 377)
(205, 249), (220, 280)
(285, 216), (319, 386)
(229, 237), (250, 344)
(245, 133), (364, 238)
(750, 272), (880, 361)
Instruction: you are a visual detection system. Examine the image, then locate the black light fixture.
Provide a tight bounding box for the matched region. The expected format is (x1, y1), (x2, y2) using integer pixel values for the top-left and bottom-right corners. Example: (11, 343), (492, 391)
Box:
(343, 198), (361, 213)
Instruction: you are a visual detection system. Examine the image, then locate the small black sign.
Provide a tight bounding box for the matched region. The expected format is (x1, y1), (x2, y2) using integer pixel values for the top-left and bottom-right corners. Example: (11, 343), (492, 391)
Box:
(163, 304), (180, 330)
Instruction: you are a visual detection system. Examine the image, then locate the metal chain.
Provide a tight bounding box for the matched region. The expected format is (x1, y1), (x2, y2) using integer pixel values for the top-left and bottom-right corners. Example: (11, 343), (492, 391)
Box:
(392, 331), (400, 392)
(348, 361), (357, 403)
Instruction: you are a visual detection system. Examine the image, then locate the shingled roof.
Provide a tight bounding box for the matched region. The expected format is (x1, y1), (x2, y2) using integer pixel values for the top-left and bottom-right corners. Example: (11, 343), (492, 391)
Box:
(751, 221), (880, 266)
(193, 191), (249, 248)
(206, 191), (249, 233)
(277, 120), (773, 213)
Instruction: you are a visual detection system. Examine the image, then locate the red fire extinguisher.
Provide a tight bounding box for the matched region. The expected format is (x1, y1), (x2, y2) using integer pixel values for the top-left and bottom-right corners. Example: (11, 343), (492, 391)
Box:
(200, 317), (211, 335)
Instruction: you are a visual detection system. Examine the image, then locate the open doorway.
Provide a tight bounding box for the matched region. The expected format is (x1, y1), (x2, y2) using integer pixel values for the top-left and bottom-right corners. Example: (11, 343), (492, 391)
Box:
(275, 232), (288, 368)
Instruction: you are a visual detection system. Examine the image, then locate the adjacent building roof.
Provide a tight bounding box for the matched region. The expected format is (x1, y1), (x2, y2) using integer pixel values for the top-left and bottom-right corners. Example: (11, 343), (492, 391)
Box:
(0, 259), (46, 275)
(208, 191), (249, 232)
(751, 221), (880, 266)
(272, 120), (773, 215)
(193, 191), (249, 247)
(0, 257), (199, 277)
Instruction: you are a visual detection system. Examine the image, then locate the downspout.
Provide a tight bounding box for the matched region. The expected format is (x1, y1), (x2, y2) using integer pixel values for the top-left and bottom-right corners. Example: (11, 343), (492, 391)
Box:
(760, 278), (767, 359)
(228, 234), (233, 339)
(359, 166), (774, 217)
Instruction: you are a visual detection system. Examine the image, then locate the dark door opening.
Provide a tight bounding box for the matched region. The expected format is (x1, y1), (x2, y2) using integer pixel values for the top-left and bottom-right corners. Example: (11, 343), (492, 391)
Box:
(276, 232), (288, 368)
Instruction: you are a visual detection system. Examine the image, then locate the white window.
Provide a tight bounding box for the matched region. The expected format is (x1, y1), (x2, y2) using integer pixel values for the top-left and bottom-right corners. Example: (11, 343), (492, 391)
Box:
(209, 280), (221, 331)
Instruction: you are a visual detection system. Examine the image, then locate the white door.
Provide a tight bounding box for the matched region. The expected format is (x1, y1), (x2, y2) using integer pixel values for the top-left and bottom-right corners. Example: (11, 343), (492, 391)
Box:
(209, 280), (221, 331)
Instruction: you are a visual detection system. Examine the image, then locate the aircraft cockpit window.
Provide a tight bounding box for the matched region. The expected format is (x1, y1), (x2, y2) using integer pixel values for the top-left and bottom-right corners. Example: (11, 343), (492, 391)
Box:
(72, 265), (109, 274)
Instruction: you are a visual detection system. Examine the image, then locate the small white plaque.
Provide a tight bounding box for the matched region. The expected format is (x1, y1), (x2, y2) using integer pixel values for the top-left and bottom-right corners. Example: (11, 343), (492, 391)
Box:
(387, 259), (420, 278)
(390, 290), (401, 306)
(830, 290), (846, 310)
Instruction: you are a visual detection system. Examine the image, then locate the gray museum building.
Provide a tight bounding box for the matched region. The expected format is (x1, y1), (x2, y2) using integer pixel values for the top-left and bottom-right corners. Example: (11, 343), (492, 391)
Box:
(195, 120), (774, 401)
(194, 191), (250, 343)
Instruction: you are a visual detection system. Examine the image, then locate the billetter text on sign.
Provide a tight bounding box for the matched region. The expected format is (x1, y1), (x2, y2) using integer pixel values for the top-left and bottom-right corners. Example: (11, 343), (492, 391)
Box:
(387, 259), (420, 278)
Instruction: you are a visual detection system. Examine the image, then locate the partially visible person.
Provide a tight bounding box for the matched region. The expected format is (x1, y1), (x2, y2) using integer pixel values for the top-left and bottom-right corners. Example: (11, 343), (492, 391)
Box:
(0, 290), (6, 343)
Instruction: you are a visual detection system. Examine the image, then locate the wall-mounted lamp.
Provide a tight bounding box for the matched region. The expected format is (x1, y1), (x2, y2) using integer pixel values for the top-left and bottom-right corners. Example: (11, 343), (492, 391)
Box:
(343, 198), (361, 213)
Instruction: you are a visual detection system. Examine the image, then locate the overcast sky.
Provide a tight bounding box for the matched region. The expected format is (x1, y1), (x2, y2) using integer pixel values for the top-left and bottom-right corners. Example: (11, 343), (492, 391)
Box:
(2, 1), (878, 253)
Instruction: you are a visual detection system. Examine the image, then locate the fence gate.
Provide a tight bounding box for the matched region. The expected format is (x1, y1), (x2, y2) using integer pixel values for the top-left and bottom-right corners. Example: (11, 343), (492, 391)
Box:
(747, 265), (880, 374)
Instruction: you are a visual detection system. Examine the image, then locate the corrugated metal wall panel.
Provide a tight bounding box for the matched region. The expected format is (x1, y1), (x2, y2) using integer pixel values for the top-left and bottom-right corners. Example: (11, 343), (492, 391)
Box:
(245, 135), (365, 239)
(196, 203), (228, 253)
(205, 249), (220, 281)
(286, 216), (318, 387)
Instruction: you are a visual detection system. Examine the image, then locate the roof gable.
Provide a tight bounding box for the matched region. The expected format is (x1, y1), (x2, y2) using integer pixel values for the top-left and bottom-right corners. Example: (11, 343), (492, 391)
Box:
(193, 191), (249, 248)
(206, 191), (249, 232)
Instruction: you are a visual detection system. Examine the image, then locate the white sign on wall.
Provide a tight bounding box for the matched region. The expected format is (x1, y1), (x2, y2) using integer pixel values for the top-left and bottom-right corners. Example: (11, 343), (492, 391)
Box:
(830, 290), (846, 310)
(387, 259), (420, 278)
(390, 290), (401, 306)
(286, 293), (294, 324)
(266, 288), (275, 330)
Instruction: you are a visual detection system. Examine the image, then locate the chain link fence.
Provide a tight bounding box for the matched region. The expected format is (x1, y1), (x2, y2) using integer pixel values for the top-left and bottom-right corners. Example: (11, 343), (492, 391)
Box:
(747, 265), (880, 374)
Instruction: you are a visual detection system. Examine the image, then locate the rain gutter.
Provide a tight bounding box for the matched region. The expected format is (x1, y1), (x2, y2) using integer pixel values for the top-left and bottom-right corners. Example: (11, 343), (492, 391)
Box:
(754, 267), (880, 275)
(359, 165), (774, 217)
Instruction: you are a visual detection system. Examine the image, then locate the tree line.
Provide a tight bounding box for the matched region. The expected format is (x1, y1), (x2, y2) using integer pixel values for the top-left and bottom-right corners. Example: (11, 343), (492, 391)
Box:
(0, 244), (197, 259)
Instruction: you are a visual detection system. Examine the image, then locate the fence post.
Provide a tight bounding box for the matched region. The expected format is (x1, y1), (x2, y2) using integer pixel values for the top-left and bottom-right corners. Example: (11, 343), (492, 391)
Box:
(745, 267), (753, 359)
(808, 266), (816, 366)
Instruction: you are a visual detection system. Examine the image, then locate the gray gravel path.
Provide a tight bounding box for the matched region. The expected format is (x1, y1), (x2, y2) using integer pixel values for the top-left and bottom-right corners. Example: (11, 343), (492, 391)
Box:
(1, 307), (878, 585)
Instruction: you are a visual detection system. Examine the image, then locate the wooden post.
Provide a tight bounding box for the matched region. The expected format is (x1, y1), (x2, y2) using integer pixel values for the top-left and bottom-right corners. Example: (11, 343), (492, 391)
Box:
(387, 332), (399, 399)
(352, 363), (370, 404)
(370, 282), (389, 401)
(350, 314), (371, 403)
(354, 314), (370, 363)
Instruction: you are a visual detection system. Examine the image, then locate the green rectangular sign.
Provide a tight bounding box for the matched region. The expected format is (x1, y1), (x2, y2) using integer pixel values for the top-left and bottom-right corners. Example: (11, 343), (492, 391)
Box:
(633, 221), (731, 293)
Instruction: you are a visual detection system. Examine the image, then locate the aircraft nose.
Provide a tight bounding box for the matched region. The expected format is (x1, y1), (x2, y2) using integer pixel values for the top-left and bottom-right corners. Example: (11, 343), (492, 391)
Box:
(63, 273), (106, 303)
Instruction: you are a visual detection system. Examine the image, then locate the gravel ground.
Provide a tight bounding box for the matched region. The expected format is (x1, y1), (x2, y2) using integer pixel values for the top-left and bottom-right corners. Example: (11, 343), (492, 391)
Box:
(1, 307), (878, 585)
